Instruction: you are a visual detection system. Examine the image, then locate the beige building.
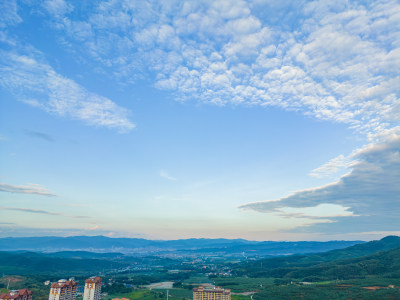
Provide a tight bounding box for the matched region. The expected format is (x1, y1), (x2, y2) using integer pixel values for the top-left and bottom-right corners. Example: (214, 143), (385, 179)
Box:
(83, 277), (102, 300)
(48, 279), (77, 300)
(193, 286), (231, 300)
(0, 289), (33, 300)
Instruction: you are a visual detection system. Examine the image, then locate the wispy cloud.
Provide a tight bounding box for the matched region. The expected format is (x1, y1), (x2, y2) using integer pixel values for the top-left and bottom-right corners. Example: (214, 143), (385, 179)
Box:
(24, 130), (55, 142)
(0, 206), (60, 216)
(0, 206), (88, 219)
(0, 0), (21, 28)
(0, 182), (56, 197)
(240, 136), (400, 233)
(159, 170), (177, 181)
(0, 225), (146, 238)
(0, 48), (135, 132)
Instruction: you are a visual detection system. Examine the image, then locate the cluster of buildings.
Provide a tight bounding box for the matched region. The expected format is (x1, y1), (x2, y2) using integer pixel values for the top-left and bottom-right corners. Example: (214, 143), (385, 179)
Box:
(0, 277), (102, 300)
(49, 277), (102, 300)
(1, 277), (232, 300)
(0, 289), (33, 300)
(193, 286), (231, 300)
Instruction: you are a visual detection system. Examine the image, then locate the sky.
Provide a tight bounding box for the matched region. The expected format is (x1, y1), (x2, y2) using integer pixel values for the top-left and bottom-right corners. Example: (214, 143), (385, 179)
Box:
(0, 0), (399, 241)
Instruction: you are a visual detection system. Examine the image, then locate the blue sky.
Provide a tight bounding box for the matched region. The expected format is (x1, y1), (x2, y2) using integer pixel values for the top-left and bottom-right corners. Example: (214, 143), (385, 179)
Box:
(0, 0), (399, 241)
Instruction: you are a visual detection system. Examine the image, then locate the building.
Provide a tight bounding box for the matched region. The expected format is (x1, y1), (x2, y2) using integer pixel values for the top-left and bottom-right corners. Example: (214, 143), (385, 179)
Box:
(48, 279), (77, 300)
(83, 277), (102, 300)
(193, 286), (231, 300)
(0, 289), (33, 300)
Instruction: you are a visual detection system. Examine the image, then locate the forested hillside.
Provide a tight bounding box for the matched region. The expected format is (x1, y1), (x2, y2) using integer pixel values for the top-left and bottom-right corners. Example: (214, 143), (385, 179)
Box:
(234, 236), (400, 281)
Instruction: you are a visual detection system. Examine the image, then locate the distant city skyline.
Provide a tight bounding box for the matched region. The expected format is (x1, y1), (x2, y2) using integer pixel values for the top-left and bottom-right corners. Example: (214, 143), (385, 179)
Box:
(0, 0), (399, 241)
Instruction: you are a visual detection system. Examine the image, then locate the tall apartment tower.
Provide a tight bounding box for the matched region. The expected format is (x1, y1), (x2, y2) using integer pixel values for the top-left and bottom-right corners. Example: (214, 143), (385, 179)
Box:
(48, 279), (77, 300)
(0, 289), (33, 300)
(193, 286), (231, 300)
(83, 277), (102, 300)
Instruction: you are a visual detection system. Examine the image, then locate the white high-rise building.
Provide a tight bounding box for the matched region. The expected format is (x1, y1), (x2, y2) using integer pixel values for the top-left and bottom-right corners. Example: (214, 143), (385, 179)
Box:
(83, 277), (102, 300)
(48, 279), (77, 300)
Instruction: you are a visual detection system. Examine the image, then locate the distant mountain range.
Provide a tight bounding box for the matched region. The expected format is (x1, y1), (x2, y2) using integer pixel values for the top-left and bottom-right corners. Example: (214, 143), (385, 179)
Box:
(0, 236), (363, 256)
(1, 236), (399, 278)
(234, 235), (400, 281)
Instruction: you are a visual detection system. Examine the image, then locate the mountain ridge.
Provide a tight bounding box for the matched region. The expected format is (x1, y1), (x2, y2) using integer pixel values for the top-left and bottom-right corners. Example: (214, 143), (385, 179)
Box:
(0, 235), (363, 256)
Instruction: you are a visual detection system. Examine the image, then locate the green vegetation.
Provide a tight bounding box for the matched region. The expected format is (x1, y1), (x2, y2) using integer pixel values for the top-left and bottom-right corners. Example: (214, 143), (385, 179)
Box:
(1, 236), (400, 299)
(253, 280), (400, 300)
(0, 252), (128, 275)
(106, 289), (164, 300)
(235, 246), (400, 281)
(157, 289), (192, 299)
(0, 275), (51, 300)
(231, 296), (251, 300)
(234, 236), (400, 280)
(212, 277), (274, 292)
(182, 275), (210, 284)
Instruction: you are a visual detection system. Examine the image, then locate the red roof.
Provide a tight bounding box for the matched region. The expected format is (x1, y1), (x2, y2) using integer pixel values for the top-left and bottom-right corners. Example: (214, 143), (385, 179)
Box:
(85, 277), (102, 284)
(0, 289), (33, 300)
(51, 280), (77, 288)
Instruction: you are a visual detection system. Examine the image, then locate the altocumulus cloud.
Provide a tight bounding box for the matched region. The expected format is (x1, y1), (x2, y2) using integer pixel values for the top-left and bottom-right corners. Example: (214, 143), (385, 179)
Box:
(2, 0), (399, 136)
(35, 0), (400, 137)
(240, 136), (400, 233)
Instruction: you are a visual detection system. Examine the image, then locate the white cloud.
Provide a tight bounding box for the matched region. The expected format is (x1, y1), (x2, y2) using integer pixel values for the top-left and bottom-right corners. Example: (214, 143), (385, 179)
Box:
(240, 136), (400, 232)
(0, 0), (21, 28)
(42, 0), (73, 18)
(0, 49), (135, 132)
(159, 170), (177, 181)
(36, 0), (400, 138)
(309, 154), (355, 178)
(0, 182), (56, 197)
(278, 204), (357, 218)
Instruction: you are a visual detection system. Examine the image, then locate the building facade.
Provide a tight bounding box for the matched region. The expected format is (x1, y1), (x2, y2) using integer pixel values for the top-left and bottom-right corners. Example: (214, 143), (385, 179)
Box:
(48, 279), (77, 300)
(193, 286), (231, 300)
(83, 277), (102, 300)
(0, 289), (33, 300)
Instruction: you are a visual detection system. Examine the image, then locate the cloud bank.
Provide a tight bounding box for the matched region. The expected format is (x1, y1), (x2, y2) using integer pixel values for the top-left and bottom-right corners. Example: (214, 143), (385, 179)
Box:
(240, 136), (400, 232)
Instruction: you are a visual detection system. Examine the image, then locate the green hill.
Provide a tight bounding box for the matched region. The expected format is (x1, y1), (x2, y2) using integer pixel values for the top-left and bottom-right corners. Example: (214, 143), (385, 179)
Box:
(0, 251), (128, 275)
(280, 246), (400, 281)
(234, 236), (400, 280)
